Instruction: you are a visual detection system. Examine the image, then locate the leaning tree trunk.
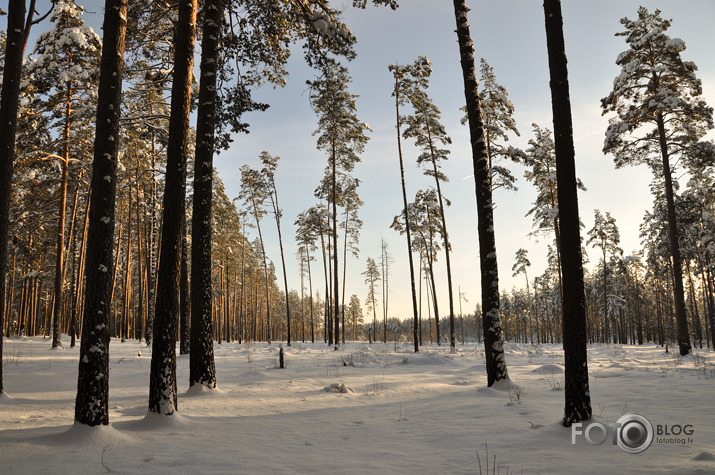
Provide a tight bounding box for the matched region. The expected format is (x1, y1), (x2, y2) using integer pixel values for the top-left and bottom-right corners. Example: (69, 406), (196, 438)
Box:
(394, 75), (420, 353)
(543, 0), (592, 426)
(74, 0), (128, 426)
(188, 0), (223, 387)
(428, 147), (455, 351)
(656, 112), (691, 356)
(452, 0), (507, 385)
(149, 0), (197, 415)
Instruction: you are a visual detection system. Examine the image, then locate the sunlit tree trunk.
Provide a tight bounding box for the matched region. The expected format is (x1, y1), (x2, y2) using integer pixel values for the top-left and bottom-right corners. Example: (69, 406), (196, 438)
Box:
(452, 0), (508, 385)
(149, 0), (197, 415)
(75, 0), (128, 426)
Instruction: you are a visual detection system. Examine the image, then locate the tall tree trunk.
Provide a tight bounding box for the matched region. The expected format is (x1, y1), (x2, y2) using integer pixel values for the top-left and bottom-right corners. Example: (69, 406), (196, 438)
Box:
(452, 0), (507, 385)
(655, 112), (691, 355)
(331, 142), (340, 349)
(74, 0), (127, 426)
(134, 169), (145, 341)
(0, 0), (41, 395)
(180, 229), (190, 354)
(393, 75), (420, 353)
(306, 246), (315, 343)
(145, 129), (158, 345)
(319, 227), (330, 344)
(269, 183), (291, 346)
(189, 0), (223, 386)
(149, 0), (197, 415)
(429, 150), (455, 350)
(51, 88), (74, 349)
(543, 0), (592, 425)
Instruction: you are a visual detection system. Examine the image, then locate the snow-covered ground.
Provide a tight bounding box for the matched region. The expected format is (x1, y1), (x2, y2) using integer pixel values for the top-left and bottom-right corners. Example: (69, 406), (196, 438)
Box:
(1, 337), (714, 474)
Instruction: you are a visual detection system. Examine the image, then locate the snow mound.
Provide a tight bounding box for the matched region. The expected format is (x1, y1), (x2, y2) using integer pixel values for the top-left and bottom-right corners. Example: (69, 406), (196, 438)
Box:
(116, 411), (191, 432)
(33, 422), (135, 447)
(692, 452), (715, 461)
(183, 384), (226, 398)
(532, 364), (563, 374)
(408, 353), (452, 366)
(323, 383), (354, 394)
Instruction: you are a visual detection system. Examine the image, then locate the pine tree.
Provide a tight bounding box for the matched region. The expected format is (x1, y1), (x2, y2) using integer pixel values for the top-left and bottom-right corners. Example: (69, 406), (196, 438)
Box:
(511, 248), (534, 343)
(74, 0), (128, 426)
(0, 0), (53, 396)
(259, 152), (292, 345)
(462, 58), (520, 192)
(587, 210), (623, 341)
(601, 7), (715, 355)
(25, 0), (101, 349)
(401, 57), (457, 350)
(239, 164), (272, 343)
(452, 0), (508, 386)
(388, 57), (427, 351)
(189, 0), (226, 389)
(308, 59), (370, 348)
(543, 0), (592, 425)
(149, 0), (197, 416)
(362, 257), (380, 341)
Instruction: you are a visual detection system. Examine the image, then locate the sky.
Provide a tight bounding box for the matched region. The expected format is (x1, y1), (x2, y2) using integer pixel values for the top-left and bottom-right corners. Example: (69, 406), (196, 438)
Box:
(8, 0), (715, 322)
(219, 0), (715, 320)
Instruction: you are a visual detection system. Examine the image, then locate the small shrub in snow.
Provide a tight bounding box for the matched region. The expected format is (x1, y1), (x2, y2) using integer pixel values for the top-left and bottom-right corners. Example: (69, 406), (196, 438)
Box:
(507, 381), (525, 405)
(365, 377), (384, 395)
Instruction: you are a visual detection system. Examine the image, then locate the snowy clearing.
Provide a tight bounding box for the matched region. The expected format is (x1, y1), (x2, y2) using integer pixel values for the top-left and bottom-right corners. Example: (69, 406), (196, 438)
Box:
(1, 337), (714, 474)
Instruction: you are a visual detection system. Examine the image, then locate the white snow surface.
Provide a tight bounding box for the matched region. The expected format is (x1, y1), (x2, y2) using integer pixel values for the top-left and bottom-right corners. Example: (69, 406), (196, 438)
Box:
(1, 337), (714, 474)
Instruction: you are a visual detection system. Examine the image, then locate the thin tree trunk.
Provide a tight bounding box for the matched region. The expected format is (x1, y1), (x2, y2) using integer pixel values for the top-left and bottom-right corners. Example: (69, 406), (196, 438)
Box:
(307, 246), (315, 343)
(268, 181), (291, 346)
(453, 0), (507, 385)
(543, 0), (592, 425)
(149, 0), (197, 415)
(74, 0), (127, 426)
(427, 130), (456, 351)
(52, 87), (73, 349)
(393, 74), (420, 353)
(331, 142), (340, 349)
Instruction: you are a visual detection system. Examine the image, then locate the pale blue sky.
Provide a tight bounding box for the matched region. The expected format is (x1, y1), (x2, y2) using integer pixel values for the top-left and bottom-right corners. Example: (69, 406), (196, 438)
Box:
(223, 1), (715, 320)
(9, 1), (715, 322)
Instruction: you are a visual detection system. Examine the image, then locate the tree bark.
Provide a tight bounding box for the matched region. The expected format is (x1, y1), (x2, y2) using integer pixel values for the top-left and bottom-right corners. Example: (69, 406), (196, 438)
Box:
(74, 0), (128, 426)
(149, 0), (197, 415)
(189, 0), (224, 386)
(655, 113), (691, 355)
(543, 0), (592, 425)
(452, 0), (507, 385)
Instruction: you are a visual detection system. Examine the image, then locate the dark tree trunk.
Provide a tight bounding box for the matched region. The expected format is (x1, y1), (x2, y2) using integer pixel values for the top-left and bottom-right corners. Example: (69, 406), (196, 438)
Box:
(393, 76), (420, 353)
(331, 143), (340, 348)
(74, 0), (128, 426)
(430, 155), (454, 350)
(189, 0), (223, 386)
(656, 113), (691, 356)
(452, 0), (507, 386)
(0, 0), (37, 396)
(179, 229), (190, 355)
(543, 0), (592, 426)
(149, 0), (197, 415)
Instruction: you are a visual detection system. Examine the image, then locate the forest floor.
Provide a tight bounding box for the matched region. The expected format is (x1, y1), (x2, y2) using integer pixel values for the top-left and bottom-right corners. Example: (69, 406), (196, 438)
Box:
(1, 336), (714, 474)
